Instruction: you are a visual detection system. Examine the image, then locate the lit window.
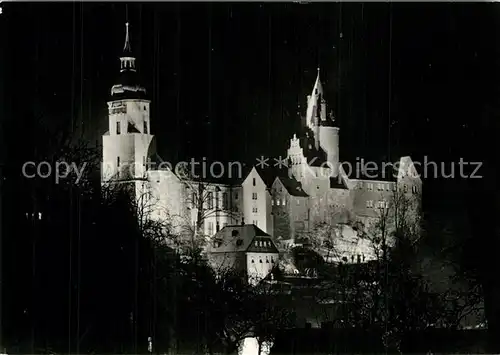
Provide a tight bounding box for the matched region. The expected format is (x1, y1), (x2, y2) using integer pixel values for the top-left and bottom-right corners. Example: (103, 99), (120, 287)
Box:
(276, 199), (280, 206)
(282, 199), (286, 206)
(272, 199), (275, 206)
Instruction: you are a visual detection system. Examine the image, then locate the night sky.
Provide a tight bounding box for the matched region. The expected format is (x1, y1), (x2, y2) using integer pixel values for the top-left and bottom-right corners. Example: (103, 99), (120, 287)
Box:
(2, 3), (500, 210)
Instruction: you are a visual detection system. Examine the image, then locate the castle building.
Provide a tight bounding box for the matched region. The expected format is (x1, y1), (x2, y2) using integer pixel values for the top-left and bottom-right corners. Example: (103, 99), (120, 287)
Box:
(102, 24), (422, 264)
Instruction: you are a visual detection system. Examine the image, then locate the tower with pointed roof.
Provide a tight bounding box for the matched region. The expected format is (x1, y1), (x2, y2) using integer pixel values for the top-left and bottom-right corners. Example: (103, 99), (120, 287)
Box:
(288, 68), (340, 192)
(102, 23), (154, 196)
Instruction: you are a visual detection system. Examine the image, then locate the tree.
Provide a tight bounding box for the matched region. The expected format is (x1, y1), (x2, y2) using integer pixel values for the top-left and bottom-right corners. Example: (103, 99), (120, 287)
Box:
(305, 188), (445, 353)
(172, 163), (242, 254)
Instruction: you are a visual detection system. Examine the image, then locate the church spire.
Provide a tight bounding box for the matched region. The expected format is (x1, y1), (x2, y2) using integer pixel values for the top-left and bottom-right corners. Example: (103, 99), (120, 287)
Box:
(123, 22), (132, 54)
(120, 22), (136, 72)
(111, 22), (146, 98)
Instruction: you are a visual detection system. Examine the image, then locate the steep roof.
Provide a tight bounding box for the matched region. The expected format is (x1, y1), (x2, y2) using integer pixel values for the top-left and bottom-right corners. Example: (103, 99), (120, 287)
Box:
(275, 176), (309, 197)
(208, 224), (279, 254)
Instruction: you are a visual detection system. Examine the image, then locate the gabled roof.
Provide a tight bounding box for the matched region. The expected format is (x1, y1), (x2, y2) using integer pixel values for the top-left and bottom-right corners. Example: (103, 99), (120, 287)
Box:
(274, 176), (309, 197)
(208, 224), (279, 254)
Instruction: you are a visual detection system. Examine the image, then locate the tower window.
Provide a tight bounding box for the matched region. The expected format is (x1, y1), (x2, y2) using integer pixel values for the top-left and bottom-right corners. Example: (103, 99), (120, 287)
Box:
(253, 178), (256, 186)
(117, 156), (120, 167)
(144, 120), (148, 134)
(252, 192), (258, 200)
(116, 121), (121, 135)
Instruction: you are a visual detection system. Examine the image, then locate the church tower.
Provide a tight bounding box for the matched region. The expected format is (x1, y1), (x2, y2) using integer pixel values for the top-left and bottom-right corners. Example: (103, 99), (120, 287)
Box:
(102, 23), (154, 192)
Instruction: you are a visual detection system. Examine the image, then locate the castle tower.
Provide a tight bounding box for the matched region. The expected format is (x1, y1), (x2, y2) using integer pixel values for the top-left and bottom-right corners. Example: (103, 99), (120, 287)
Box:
(305, 68), (340, 176)
(102, 23), (154, 193)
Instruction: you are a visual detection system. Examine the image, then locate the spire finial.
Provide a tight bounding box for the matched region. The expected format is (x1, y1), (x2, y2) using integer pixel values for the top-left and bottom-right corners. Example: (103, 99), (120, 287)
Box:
(123, 22), (132, 53)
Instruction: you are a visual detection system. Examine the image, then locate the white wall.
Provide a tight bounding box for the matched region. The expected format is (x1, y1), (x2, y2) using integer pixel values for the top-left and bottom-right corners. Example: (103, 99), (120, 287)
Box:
(242, 168), (271, 233)
(102, 98), (154, 183)
(246, 252), (278, 285)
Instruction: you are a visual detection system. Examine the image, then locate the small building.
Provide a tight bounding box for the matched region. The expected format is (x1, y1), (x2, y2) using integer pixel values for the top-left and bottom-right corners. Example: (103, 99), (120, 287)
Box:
(207, 224), (279, 285)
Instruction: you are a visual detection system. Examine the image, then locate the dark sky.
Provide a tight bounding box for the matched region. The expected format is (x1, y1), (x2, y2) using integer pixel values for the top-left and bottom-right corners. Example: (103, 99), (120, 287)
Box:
(2, 3), (499, 193)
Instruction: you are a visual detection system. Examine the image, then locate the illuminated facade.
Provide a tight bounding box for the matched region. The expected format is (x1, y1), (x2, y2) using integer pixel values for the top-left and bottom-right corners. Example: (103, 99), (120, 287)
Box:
(101, 24), (422, 265)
